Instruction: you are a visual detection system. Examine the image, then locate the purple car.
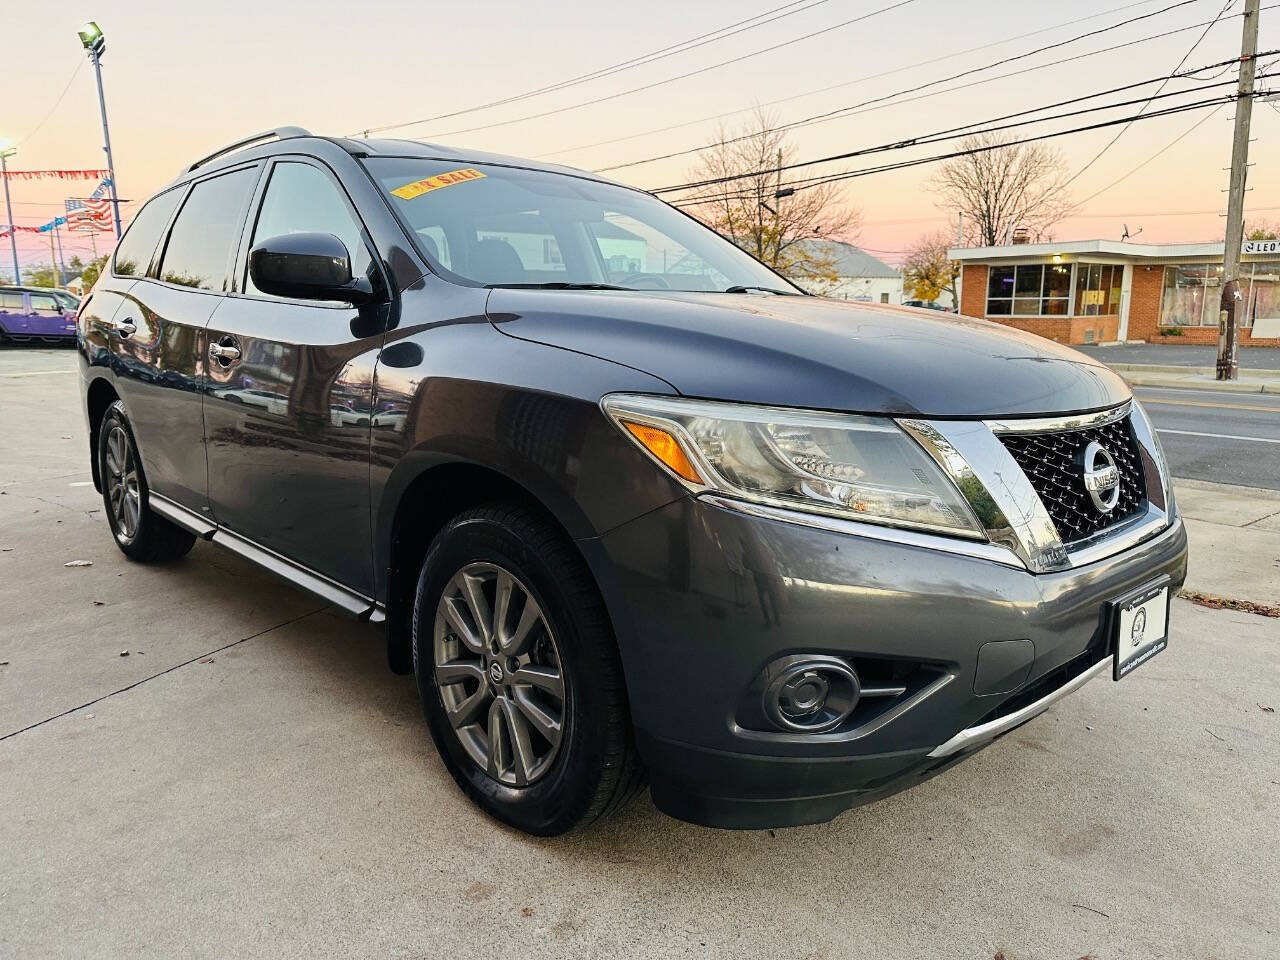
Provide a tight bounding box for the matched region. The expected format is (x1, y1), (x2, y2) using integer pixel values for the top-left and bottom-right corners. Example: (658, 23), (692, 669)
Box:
(0, 287), (80, 343)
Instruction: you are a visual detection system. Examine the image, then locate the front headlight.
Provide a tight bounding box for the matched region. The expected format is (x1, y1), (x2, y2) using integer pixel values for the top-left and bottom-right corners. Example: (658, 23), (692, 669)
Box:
(602, 394), (983, 538)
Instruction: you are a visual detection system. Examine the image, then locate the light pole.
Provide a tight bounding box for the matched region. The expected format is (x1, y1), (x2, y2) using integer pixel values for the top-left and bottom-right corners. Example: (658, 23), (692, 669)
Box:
(77, 21), (122, 240)
(0, 143), (19, 285)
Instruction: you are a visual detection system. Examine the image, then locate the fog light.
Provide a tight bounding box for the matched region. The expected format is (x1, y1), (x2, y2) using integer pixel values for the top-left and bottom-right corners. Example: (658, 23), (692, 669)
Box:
(763, 656), (860, 733)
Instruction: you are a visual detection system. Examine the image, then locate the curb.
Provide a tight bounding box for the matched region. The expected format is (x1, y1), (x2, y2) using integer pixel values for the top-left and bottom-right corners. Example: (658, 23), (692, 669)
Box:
(1120, 373), (1280, 393)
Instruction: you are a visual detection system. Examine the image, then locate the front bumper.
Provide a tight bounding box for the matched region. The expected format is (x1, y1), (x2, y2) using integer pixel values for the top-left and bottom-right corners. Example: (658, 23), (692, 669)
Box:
(590, 496), (1188, 829)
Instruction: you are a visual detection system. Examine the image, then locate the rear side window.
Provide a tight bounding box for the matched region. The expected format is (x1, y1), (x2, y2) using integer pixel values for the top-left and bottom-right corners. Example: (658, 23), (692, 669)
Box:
(0, 292), (24, 309)
(158, 167), (258, 291)
(245, 161), (370, 296)
(112, 188), (182, 278)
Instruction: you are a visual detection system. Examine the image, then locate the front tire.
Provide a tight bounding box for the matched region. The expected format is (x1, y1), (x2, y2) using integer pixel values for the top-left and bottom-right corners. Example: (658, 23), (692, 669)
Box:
(97, 400), (196, 563)
(411, 503), (643, 835)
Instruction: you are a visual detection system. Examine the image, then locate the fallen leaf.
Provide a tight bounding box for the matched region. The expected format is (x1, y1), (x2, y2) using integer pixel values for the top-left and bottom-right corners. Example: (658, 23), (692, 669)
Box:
(1260, 704), (1275, 713)
(521, 907), (534, 918)
(1, 547), (12, 552)
(0, 660), (9, 666)
(64, 559), (93, 568)
(119, 650), (129, 657)
(199, 657), (214, 664)
(92, 600), (104, 606)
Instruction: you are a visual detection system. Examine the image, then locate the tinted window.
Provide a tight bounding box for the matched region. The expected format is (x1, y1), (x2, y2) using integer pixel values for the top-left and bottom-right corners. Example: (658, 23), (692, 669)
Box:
(113, 187), (183, 278)
(159, 167), (257, 290)
(246, 162), (369, 296)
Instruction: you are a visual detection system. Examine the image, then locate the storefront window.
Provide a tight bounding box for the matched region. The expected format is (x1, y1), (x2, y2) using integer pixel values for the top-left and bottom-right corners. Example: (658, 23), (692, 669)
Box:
(1161, 264), (1224, 326)
(986, 264), (1070, 316)
(1245, 261), (1280, 327)
(1075, 263), (1122, 316)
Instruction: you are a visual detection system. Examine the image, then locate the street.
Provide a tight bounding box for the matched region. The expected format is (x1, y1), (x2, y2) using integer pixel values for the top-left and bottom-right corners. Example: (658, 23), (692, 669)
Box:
(1, 348), (1277, 959)
(1134, 385), (1280, 490)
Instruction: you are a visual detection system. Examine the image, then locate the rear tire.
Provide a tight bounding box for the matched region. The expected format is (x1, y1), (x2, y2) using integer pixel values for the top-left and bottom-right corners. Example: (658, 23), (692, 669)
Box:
(411, 503), (644, 835)
(97, 400), (196, 563)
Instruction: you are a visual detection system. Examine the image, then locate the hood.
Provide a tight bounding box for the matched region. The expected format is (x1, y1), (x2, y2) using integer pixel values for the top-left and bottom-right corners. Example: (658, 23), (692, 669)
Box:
(486, 290), (1131, 418)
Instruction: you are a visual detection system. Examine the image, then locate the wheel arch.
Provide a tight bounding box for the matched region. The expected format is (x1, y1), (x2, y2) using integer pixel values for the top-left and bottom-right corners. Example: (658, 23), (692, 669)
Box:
(379, 456), (604, 675)
(85, 375), (121, 493)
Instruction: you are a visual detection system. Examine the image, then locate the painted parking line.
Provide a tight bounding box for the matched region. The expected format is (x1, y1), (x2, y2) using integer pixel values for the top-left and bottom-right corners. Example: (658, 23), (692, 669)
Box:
(0, 370), (77, 377)
(1158, 428), (1280, 445)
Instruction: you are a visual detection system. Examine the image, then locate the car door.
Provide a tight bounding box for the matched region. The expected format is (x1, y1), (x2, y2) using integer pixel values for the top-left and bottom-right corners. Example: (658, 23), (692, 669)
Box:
(27, 291), (77, 339)
(110, 167), (261, 514)
(202, 157), (385, 597)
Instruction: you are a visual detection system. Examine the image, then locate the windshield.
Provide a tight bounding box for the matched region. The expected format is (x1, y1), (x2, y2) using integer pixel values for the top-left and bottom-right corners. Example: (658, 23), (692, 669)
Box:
(365, 157), (800, 294)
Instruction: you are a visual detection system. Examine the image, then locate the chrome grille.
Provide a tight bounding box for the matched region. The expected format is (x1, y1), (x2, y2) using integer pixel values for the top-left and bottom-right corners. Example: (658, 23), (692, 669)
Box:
(998, 416), (1147, 545)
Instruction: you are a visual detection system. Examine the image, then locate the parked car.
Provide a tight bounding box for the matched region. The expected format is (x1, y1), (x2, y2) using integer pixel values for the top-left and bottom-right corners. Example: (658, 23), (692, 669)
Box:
(902, 298), (951, 312)
(0, 286), (78, 343)
(77, 128), (1187, 835)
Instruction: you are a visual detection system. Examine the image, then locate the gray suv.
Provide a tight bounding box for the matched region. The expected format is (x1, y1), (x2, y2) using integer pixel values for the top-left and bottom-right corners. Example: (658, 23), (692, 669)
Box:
(77, 128), (1187, 834)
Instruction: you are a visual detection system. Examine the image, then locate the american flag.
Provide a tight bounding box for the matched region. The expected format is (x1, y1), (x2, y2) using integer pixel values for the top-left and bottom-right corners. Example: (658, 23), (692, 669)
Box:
(65, 179), (114, 232)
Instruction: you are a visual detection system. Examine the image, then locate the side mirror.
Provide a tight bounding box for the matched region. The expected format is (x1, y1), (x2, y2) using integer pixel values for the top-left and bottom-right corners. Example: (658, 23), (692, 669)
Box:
(248, 232), (376, 304)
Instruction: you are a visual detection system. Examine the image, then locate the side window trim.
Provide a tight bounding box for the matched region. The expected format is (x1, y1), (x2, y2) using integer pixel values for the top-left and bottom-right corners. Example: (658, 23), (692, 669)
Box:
(230, 154), (382, 302)
(110, 184), (186, 280)
(151, 161), (265, 294)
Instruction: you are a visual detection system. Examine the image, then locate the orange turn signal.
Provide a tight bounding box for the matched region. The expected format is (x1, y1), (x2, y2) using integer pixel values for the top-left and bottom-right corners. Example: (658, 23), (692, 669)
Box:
(622, 421), (703, 484)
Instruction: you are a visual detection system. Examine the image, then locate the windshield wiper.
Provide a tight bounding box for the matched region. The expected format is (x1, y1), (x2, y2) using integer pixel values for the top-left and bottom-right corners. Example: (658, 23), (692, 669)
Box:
(486, 282), (630, 291)
(721, 285), (800, 295)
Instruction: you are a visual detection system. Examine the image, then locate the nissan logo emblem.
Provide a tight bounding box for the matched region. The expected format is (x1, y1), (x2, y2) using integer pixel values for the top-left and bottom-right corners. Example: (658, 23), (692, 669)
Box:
(1081, 441), (1120, 514)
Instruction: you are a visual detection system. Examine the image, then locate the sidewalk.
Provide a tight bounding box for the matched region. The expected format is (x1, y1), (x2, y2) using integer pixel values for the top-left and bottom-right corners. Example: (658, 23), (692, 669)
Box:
(1174, 477), (1280, 610)
(1111, 363), (1280, 394)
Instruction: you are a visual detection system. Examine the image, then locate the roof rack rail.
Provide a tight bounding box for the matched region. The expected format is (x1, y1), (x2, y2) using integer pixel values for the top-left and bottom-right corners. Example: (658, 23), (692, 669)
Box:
(180, 126), (312, 177)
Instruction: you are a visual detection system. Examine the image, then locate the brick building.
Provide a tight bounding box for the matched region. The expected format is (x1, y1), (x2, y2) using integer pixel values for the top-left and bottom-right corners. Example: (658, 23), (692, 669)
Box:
(949, 239), (1280, 347)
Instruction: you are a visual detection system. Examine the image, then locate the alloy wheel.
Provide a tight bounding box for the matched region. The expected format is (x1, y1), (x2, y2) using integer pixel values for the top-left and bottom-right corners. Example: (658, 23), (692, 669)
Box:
(432, 562), (567, 786)
(104, 425), (141, 542)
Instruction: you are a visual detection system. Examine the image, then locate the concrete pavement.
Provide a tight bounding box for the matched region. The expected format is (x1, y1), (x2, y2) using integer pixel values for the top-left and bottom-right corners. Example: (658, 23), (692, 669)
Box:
(2, 349), (1277, 959)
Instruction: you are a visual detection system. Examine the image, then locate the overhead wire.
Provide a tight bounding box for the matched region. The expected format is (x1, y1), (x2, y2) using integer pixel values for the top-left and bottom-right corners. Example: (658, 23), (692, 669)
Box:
(351, 0), (840, 136)
(394, 0), (921, 141)
(534, 0), (1177, 160)
(596, 0), (1212, 174)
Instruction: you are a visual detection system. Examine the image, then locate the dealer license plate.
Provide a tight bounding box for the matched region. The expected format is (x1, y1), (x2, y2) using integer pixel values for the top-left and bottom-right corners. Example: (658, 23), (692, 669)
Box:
(1112, 581), (1170, 680)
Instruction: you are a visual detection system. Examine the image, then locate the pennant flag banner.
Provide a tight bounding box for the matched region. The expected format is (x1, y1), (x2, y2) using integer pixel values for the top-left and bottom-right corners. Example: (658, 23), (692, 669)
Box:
(0, 168), (112, 181)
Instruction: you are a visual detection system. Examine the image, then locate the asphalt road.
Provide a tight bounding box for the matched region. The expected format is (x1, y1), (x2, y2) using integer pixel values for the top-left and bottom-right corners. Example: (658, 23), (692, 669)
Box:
(1133, 386), (1280, 490)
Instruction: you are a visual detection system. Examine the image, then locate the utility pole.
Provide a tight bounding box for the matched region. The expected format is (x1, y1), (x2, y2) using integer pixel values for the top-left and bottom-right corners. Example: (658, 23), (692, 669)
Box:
(1217, 0), (1260, 381)
(78, 22), (123, 240)
(0, 146), (19, 284)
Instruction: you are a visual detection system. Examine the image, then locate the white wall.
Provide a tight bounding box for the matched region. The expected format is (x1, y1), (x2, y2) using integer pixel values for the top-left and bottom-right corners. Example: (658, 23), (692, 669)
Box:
(814, 275), (903, 304)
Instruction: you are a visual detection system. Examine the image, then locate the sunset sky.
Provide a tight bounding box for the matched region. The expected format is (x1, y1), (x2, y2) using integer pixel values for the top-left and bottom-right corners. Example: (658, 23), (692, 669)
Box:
(3, 0), (1278, 277)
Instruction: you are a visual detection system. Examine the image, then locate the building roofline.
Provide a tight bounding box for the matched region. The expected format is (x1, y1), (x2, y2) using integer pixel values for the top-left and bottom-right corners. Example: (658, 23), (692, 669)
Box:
(948, 239), (1227, 261)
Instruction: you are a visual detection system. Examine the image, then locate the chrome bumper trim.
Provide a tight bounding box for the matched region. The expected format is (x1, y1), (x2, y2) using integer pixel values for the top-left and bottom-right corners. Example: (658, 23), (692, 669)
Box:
(928, 657), (1112, 759)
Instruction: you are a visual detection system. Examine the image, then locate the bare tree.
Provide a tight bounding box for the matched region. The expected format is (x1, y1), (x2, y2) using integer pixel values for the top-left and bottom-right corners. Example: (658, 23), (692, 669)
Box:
(929, 132), (1075, 247)
(684, 109), (861, 287)
(901, 232), (960, 307)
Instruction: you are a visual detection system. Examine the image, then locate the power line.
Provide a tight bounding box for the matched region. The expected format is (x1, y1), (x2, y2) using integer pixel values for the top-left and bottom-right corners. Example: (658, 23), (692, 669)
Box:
(14, 58), (85, 147)
(783, 95), (1251, 193)
(655, 60), (1269, 196)
(600, 0), (1218, 175)
(1076, 104), (1226, 204)
(633, 14), (1262, 190)
(1059, 0), (1239, 190)
(397, 0), (920, 141)
(352, 0), (838, 136)
(670, 93), (1254, 206)
(535, 0), (1175, 161)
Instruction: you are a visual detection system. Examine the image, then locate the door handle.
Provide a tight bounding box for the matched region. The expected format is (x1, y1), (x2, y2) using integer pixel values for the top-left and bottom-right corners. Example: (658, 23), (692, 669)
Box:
(210, 336), (241, 365)
(114, 318), (137, 338)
